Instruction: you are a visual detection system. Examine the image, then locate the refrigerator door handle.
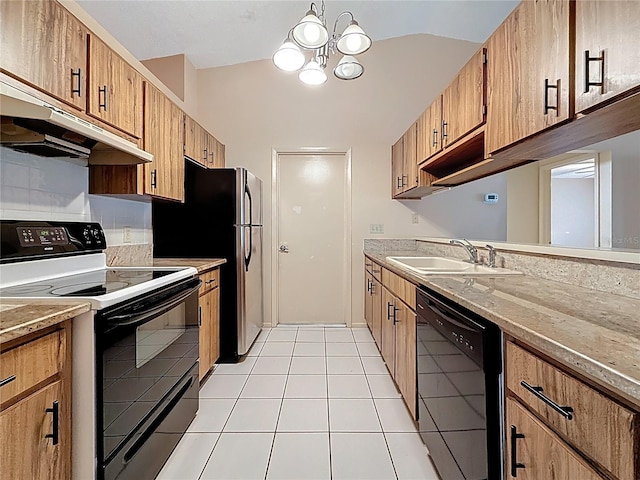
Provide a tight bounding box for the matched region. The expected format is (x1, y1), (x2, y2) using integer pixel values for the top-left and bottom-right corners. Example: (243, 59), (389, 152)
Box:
(244, 182), (253, 271)
(245, 225), (252, 271)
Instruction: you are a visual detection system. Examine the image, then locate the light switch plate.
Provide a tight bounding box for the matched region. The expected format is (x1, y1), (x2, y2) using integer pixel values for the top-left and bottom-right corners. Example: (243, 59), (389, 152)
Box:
(123, 226), (132, 243)
(412, 213), (419, 224)
(370, 224), (384, 234)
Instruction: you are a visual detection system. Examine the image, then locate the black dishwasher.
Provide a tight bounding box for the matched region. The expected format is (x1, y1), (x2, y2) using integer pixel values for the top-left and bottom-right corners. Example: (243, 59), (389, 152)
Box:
(416, 287), (502, 480)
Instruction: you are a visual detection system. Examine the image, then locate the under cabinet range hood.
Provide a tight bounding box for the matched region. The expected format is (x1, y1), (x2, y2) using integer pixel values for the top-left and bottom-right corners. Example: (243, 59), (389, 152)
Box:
(0, 81), (152, 164)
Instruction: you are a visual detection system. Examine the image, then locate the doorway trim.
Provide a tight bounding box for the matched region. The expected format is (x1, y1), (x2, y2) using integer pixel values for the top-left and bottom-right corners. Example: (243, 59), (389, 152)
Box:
(270, 147), (352, 328)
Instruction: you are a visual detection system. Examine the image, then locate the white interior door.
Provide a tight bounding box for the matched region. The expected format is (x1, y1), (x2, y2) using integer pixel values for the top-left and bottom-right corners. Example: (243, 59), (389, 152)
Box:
(276, 153), (348, 325)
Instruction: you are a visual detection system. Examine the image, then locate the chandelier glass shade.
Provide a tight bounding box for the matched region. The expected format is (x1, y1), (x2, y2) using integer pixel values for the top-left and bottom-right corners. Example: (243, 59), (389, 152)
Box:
(273, 1), (371, 85)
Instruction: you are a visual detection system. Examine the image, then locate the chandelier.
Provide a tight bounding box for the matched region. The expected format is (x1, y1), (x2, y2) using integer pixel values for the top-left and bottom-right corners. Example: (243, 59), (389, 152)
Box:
(272, 1), (372, 85)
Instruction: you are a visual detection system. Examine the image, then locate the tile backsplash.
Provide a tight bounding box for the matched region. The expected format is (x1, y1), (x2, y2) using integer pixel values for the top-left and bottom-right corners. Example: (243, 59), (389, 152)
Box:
(0, 147), (152, 246)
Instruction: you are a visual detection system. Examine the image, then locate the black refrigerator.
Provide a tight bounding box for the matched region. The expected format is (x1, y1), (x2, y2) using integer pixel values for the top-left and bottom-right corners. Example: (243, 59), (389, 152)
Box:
(153, 161), (263, 362)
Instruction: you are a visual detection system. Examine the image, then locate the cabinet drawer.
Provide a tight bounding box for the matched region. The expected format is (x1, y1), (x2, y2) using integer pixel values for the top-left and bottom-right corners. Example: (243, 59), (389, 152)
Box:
(0, 331), (65, 406)
(506, 397), (602, 480)
(381, 268), (415, 311)
(506, 342), (638, 480)
(199, 268), (220, 295)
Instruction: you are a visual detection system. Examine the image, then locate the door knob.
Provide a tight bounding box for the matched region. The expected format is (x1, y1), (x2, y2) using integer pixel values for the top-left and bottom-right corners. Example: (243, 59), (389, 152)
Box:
(279, 244), (289, 253)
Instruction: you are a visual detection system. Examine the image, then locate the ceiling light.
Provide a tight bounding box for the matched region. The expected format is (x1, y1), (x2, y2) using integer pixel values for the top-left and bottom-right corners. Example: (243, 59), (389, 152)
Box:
(336, 21), (371, 55)
(299, 59), (327, 86)
(334, 55), (364, 80)
(292, 10), (329, 49)
(273, 40), (306, 72)
(274, 1), (371, 86)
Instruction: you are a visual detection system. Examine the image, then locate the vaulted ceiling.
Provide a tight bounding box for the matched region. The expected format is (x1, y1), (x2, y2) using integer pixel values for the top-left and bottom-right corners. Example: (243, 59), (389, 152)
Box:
(77, 0), (519, 69)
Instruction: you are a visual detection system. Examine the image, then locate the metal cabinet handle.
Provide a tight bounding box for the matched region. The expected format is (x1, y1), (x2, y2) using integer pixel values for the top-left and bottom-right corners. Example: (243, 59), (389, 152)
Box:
(432, 128), (438, 148)
(401, 175), (408, 187)
(510, 425), (525, 477)
(203, 148), (208, 163)
(98, 85), (107, 110)
(387, 302), (394, 320)
(442, 121), (448, 142)
(150, 169), (157, 189)
(392, 306), (399, 325)
(198, 306), (202, 326)
(366, 279), (372, 293)
(45, 401), (59, 445)
(584, 50), (605, 94)
(209, 151), (215, 165)
(520, 381), (574, 420)
(0, 375), (16, 387)
(396, 176), (402, 189)
(71, 68), (82, 97)
(543, 79), (560, 115)
(205, 279), (216, 285)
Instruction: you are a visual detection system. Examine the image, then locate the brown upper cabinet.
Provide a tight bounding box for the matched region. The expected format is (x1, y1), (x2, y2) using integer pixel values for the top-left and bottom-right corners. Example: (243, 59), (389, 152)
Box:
(442, 49), (486, 148)
(575, 0), (640, 113)
(485, 0), (571, 156)
(416, 95), (443, 164)
(0, 0), (87, 111)
(143, 83), (185, 202)
(184, 115), (226, 169)
(87, 35), (143, 138)
(391, 136), (404, 198)
(402, 123), (418, 191)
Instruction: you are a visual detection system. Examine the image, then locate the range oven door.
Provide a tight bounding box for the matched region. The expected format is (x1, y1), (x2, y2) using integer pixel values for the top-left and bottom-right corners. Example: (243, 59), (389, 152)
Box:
(96, 278), (200, 480)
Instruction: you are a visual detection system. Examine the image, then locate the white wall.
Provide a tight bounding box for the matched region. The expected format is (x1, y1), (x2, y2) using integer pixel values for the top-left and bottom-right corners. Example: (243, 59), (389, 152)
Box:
(195, 34), (507, 326)
(506, 162), (539, 243)
(550, 178), (595, 248)
(0, 148), (152, 246)
(611, 142), (640, 250)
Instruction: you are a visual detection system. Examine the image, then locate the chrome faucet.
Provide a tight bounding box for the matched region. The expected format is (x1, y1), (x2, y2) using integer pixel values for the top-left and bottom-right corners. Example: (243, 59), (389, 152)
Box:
(485, 244), (497, 268)
(449, 239), (479, 264)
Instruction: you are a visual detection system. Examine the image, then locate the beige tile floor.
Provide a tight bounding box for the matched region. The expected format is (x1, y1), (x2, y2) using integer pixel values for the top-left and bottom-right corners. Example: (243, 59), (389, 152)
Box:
(157, 327), (439, 480)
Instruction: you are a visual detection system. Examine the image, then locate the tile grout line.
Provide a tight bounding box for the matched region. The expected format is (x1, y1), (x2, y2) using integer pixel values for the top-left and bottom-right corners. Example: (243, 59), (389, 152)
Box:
(324, 328), (334, 480)
(263, 327), (297, 480)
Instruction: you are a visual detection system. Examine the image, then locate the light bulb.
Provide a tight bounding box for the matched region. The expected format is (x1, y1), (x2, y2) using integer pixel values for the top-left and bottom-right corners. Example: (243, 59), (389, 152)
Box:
(299, 60), (327, 86)
(303, 23), (320, 43)
(341, 63), (355, 77)
(346, 34), (362, 53)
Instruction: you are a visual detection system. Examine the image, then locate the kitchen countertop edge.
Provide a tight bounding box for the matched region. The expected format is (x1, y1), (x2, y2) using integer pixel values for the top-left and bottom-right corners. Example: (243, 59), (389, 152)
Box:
(365, 251), (640, 409)
(153, 258), (227, 274)
(0, 301), (91, 345)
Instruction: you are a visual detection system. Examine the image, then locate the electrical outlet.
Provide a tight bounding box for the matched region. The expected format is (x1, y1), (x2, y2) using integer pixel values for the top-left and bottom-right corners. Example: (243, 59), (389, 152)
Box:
(123, 226), (132, 243)
(411, 213), (419, 224)
(369, 224), (384, 234)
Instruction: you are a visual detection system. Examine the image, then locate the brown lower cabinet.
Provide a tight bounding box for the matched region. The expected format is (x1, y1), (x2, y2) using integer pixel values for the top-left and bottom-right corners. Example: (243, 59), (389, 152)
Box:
(506, 398), (602, 480)
(0, 323), (71, 480)
(198, 267), (220, 381)
(364, 256), (417, 419)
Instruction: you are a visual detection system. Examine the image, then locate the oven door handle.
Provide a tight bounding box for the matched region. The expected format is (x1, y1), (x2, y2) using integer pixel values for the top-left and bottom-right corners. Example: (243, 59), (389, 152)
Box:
(107, 281), (201, 327)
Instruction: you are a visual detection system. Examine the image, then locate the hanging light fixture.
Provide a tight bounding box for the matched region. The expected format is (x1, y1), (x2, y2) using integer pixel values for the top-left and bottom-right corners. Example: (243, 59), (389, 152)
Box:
(272, 1), (371, 85)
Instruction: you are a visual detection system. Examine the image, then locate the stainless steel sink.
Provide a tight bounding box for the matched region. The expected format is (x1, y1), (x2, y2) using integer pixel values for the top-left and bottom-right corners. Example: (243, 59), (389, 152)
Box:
(385, 256), (522, 276)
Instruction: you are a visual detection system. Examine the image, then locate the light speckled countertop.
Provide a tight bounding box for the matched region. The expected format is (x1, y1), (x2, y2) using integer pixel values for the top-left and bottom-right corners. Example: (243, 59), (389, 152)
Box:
(365, 251), (640, 409)
(0, 301), (91, 345)
(153, 258), (227, 273)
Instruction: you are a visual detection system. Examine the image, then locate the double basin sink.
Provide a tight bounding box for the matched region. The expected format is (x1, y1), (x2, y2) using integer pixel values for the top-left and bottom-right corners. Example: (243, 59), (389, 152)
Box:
(386, 256), (522, 276)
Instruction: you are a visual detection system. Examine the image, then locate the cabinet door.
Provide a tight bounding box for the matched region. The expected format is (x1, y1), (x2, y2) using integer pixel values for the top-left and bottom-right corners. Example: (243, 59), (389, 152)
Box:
(143, 83), (185, 202)
(371, 278), (383, 348)
(0, 0), (87, 111)
(364, 271), (373, 332)
(486, 0), (570, 155)
(184, 116), (207, 166)
(394, 300), (416, 419)
(208, 135), (225, 169)
(88, 35), (143, 138)
(403, 123), (418, 191)
(416, 96), (443, 163)
(506, 398), (602, 480)
(0, 381), (68, 480)
(442, 49), (485, 147)
(381, 288), (396, 375)
(575, 0), (640, 113)
(198, 293), (213, 381)
(210, 287), (220, 364)
(391, 137), (404, 198)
